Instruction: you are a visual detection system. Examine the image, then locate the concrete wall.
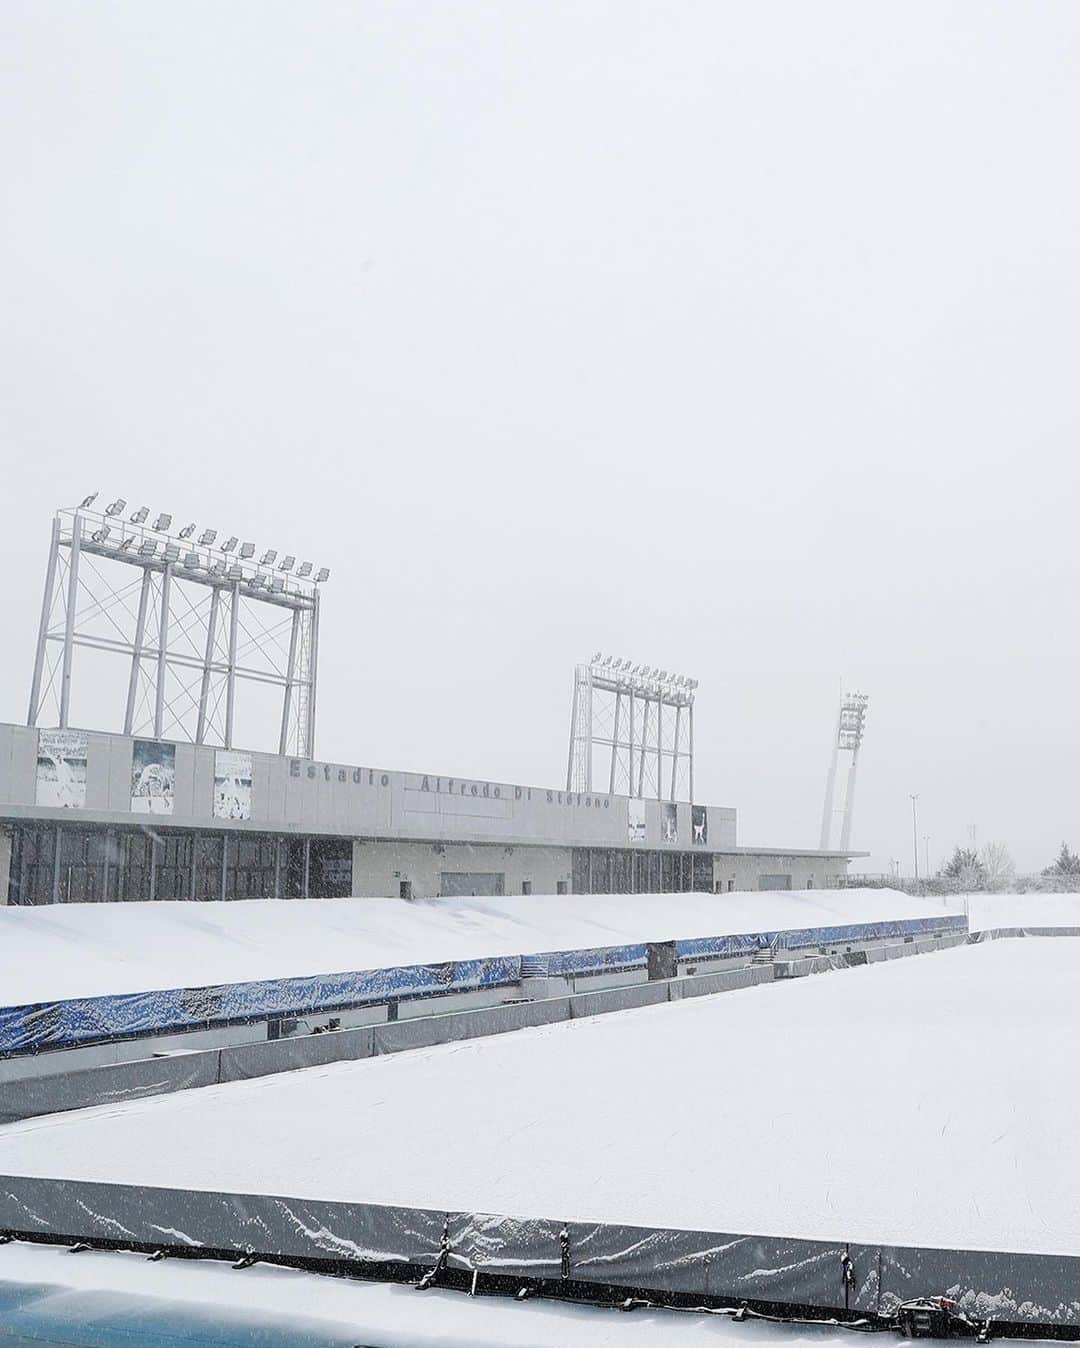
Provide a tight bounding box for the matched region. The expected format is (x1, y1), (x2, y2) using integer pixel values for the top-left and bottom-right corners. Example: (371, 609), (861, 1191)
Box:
(714, 851), (846, 892)
(0, 827), (10, 906)
(0, 721), (736, 854)
(350, 840), (851, 899)
(351, 839), (572, 899)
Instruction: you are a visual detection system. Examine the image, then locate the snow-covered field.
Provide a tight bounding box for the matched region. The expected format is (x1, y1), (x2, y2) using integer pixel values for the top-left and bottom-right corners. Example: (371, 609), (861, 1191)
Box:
(0, 1240), (854, 1347)
(1, 938), (1073, 1256)
(0, 888), (959, 1005)
(967, 892), (1080, 932)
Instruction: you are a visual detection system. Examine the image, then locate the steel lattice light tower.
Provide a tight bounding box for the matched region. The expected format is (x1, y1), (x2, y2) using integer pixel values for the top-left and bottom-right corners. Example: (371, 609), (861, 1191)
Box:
(819, 690), (870, 851)
(27, 496), (330, 757)
(566, 653), (697, 802)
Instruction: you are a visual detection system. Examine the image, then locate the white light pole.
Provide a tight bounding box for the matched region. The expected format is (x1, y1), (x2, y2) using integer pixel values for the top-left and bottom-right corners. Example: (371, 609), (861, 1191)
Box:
(910, 795), (920, 885)
(820, 690), (870, 850)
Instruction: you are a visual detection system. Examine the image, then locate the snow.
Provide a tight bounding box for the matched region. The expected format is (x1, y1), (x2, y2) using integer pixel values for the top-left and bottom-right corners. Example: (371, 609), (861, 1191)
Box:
(0, 888), (959, 1006)
(1, 938), (1074, 1256)
(967, 892), (1080, 932)
(0, 1240), (853, 1347)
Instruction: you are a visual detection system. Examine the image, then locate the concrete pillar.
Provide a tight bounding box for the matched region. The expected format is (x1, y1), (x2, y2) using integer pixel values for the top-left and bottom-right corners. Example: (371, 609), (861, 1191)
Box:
(0, 827), (12, 904)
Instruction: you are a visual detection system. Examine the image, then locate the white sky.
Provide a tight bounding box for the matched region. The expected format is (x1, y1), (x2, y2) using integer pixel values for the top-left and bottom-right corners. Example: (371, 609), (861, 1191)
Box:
(2, 2), (1078, 875)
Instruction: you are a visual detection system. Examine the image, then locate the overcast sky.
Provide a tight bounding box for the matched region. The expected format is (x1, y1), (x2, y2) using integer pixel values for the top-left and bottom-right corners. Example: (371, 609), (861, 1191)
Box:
(3, 2), (1079, 875)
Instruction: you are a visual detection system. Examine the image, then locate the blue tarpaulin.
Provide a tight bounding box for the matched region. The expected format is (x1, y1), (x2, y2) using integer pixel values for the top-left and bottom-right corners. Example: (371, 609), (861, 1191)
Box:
(0, 915), (966, 1056)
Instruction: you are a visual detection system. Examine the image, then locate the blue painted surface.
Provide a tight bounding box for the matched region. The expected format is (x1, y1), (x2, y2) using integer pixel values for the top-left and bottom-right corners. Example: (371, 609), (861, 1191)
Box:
(0, 1277), (358, 1346)
(677, 914), (967, 961)
(0, 915), (967, 1056)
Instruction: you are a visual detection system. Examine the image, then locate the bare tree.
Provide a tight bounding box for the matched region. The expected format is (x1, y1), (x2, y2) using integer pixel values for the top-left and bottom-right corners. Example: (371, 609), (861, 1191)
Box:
(978, 841), (1015, 891)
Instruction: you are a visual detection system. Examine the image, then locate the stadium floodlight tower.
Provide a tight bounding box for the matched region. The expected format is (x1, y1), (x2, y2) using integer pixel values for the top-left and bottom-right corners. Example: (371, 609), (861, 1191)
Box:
(26, 496), (332, 757)
(566, 653), (697, 802)
(819, 690), (870, 851)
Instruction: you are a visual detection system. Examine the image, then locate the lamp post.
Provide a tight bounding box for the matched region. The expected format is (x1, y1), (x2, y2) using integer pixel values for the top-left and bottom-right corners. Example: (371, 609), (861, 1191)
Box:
(910, 794), (920, 885)
(924, 835), (931, 879)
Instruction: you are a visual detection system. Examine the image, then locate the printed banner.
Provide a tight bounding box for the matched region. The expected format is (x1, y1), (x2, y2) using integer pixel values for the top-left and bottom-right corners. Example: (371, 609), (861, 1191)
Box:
(692, 804), (708, 847)
(214, 749), (253, 820)
(131, 739), (175, 814)
(627, 798), (647, 844)
(36, 729), (87, 809)
(661, 801), (678, 844)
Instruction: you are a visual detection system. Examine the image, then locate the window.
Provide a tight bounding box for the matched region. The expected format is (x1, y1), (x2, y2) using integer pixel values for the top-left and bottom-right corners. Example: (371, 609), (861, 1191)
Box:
(521, 880), (532, 895)
(439, 872), (505, 897)
(310, 838), (352, 898)
(556, 880), (568, 895)
(399, 880), (413, 900)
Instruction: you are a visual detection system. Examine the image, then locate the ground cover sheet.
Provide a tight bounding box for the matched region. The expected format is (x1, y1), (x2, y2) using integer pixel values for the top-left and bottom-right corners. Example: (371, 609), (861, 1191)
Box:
(0, 940), (1070, 1259)
(0, 888), (962, 1005)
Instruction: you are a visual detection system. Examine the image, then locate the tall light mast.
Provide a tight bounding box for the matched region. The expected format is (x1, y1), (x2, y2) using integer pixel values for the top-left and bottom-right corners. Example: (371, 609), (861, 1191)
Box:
(566, 654), (697, 802)
(27, 495), (330, 757)
(819, 690), (869, 850)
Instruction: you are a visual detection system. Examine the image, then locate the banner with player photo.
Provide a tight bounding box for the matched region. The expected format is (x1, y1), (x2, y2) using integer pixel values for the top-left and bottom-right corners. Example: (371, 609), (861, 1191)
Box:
(36, 729), (88, 809)
(131, 739), (175, 814)
(692, 804), (708, 846)
(214, 749), (253, 820)
(661, 801), (678, 843)
(627, 797), (647, 843)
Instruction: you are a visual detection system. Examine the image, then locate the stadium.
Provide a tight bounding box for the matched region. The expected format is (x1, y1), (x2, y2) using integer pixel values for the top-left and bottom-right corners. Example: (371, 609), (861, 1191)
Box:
(1, 501), (863, 908)
(0, 501), (1077, 1345)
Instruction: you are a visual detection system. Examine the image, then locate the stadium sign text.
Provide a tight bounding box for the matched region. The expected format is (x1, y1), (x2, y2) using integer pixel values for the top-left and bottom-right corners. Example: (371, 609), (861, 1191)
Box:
(289, 759), (610, 810)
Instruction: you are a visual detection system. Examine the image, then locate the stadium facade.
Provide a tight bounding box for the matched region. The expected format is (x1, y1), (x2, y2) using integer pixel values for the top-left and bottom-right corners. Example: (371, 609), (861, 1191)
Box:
(0, 722), (857, 904)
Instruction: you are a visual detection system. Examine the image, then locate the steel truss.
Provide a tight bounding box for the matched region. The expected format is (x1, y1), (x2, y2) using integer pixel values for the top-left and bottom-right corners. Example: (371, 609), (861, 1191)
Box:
(566, 655), (696, 802)
(819, 690), (869, 851)
(27, 505), (323, 756)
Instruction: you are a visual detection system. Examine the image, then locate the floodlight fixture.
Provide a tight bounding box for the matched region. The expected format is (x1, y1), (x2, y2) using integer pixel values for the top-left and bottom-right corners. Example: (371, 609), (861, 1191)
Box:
(138, 539), (158, 558)
(222, 537), (237, 552)
(152, 513), (172, 531)
(278, 555), (295, 572)
(179, 523), (196, 539)
(268, 575), (284, 594)
(260, 550), (277, 566)
(130, 506), (149, 524)
(227, 564), (243, 581)
(838, 691), (869, 751)
(183, 552), (201, 570)
(79, 492), (98, 509)
(315, 567), (330, 582)
(162, 543), (180, 563)
(239, 542), (255, 560)
(105, 498), (126, 517)
(248, 574), (266, 589)
(591, 650), (602, 662)
(198, 529), (217, 546)
(209, 560), (226, 577)
(91, 526), (111, 544)
(116, 536), (136, 552)
(297, 561), (313, 578)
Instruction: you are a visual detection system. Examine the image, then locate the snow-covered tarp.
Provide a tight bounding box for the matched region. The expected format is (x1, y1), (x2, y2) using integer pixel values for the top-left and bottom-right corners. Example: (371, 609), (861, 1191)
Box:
(0, 891), (964, 1054)
(967, 892), (1080, 933)
(0, 1239), (856, 1347)
(0, 890), (963, 1004)
(1, 940), (1077, 1323)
